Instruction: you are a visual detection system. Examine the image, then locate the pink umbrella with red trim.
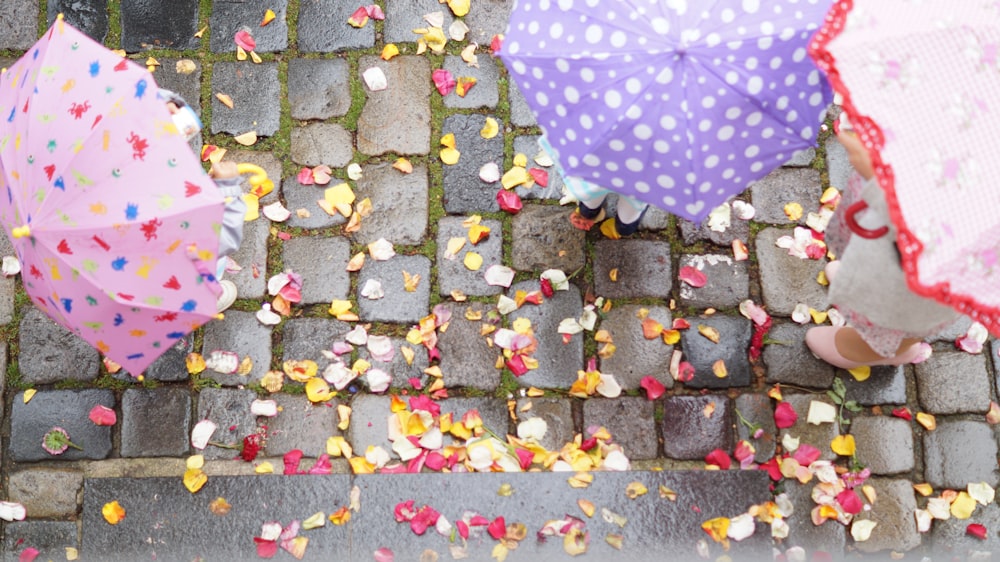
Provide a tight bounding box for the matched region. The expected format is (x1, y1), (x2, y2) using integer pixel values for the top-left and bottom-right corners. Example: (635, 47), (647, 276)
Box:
(810, 0), (1000, 334)
(0, 17), (225, 374)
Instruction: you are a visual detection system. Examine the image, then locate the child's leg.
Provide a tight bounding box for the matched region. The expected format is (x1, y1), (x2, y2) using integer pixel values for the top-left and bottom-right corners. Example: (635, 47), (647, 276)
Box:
(614, 195), (649, 236)
(834, 328), (921, 362)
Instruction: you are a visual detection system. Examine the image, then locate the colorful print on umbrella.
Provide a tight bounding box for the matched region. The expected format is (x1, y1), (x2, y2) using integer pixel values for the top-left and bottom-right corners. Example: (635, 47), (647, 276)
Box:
(0, 16), (225, 374)
(810, 0), (1000, 335)
(499, 0), (834, 222)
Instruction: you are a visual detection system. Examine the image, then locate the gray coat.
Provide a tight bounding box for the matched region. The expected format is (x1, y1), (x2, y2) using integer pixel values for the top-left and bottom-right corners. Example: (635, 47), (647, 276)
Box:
(827, 178), (959, 334)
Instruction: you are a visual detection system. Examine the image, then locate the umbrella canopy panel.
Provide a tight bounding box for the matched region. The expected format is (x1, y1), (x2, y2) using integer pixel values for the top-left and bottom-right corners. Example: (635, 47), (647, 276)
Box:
(500, 0), (833, 221)
(0, 19), (225, 373)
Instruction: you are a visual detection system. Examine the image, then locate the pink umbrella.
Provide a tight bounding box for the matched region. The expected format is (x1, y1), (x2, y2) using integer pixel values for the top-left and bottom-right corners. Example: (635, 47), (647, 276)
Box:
(810, 0), (1000, 335)
(0, 16), (225, 374)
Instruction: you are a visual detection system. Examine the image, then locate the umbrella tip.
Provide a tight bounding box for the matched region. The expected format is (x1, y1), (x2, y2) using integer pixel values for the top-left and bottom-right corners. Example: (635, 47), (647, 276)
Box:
(11, 225), (30, 239)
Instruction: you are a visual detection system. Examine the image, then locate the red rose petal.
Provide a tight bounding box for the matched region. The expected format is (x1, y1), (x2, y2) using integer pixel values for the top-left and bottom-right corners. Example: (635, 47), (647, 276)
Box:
(774, 401), (798, 429)
(678, 265), (707, 288)
(639, 375), (666, 400)
(704, 448), (731, 470)
(836, 489), (863, 515)
(497, 189), (523, 214)
(891, 407), (913, 421)
(488, 517), (506, 540)
(528, 168), (549, 187)
(967, 523), (988, 540)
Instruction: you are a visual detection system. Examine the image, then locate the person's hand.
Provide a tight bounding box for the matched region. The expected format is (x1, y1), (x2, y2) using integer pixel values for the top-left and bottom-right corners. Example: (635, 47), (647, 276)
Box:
(209, 161), (239, 180)
(836, 130), (875, 180)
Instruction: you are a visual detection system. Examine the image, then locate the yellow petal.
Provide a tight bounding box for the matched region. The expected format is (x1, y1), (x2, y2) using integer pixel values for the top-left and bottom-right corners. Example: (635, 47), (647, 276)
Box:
(186, 454), (205, 470)
(712, 359), (728, 378)
(501, 166), (530, 189)
(809, 308), (828, 324)
(917, 412), (937, 430)
(186, 353), (206, 374)
(659, 485), (677, 501)
(261, 9), (276, 26)
(662, 330), (680, 345)
(848, 365), (871, 381)
(305, 377), (333, 403)
(145, 56), (160, 67)
(346, 252), (365, 272)
(784, 202), (803, 221)
(183, 468), (208, 493)
(578, 499), (595, 517)
(23, 388), (36, 403)
(102, 501), (126, 525)
(255, 462), (274, 473)
(337, 404), (352, 431)
(403, 270), (421, 292)
(468, 224), (491, 244)
(400, 346), (415, 366)
(440, 147), (461, 165)
(951, 491), (977, 519)
(66, 547), (79, 560)
(250, 50), (263, 64)
(329, 506), (352, 525)
(625, 482), (648, 499)
(701, 517), (730, 544)
(327, 436), (353, 458)
(481, 117), (499, 139)
(234, 131), (257, 146)
(236, 45), (248, 61)
(447, 0), (470, 16)
(913, 483), (934, 496)
(381, 44), (400, 60)
(698, 325), (720, 343)
(830, 434), (856, 456)
(328, 299), (354, 317)
(324, 183), (356, 210)
(302, 512), (326, 530)
(242, 194), (259, 221)
(464, 252), (483, 271)
(215, 92), (234, 109)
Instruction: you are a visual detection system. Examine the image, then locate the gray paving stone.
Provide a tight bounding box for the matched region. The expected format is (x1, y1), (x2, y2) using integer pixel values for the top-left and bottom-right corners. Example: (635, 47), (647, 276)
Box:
(209, 62), (281, 137)
(763, 322), (836, 388)
(751, 168), (823, 225)
(140, 335), (193, 382)
(512, 135), (562, 200)
(932, 502), (1000, 560)
(435, 216), (503, 297)
(151, 57), (202, 112)
(0, 275), (13, 325)
(290, 122), (354, 167)
(120, 0), (198, 51)
(0, 343), (3, 418)
(678, 209), (752, 246)
(49, 0), (108, 42)
(353, 470), (770, 562)
(916, 350), (991, 415)
(923, 420), (1000, 489)
(298, 0), (374, 52)
(853, 478), (920, 554)
(9, 389), (114, 462)
(784, 147), (816, 167)
(2, 521), (78, 562)
(357, 337), (430, 389)
(281, 317), (353, 366)
(850, 415), (914, 475)
(593, 239), (673, 299)
(840, 366), (907, 406)
(442, 54), (499, 109)
(662, 395), (732, 460)
(680, 314), (752, 389)
(438, 396), (510, 440)
(82, 475), (353, 561)
(756, 227), (828, 315)
(7, 468), (83, 518)
(598, 304), (673, 391)
(282, 236), (351, 304)
(282, 177), (348, 229)
(357, 255), (432, 324)
(509, 80), (536, 128)
(288, 58), (352, 120)
(511, 204), (586, 273)
(825, 134), (852, 191)
(782, 481), (846, 555)
(346, 393), (392, 453)
(19, 306), (100, 384)
(582, 397), (658, 460)
(508, 281), (583, 389)
(357, 55), (431, 156)
(464, 0), (513, 44)
(263, 393), (340, 458)
(196, 388), (259, 460)
(514, 397), (575, 452)
(209, 0), (288, 53)
(734, 394), (777, 463)
(121, 387), (191, 457)
(201, 310), (272, 384)
(353, 163), (429, 246)
(436, 303), (501, 391)
(442, 113), (504, 213)
(383, 0), (455, 43)
(778, 393), (840, 462)
(677, 253), (750, 309)
(0, 0), (38, 50)
(933, 315), (974, 342)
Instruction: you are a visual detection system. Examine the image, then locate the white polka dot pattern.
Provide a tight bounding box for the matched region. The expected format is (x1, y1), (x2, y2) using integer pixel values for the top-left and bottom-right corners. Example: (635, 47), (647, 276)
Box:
(499, 0), (834, 221)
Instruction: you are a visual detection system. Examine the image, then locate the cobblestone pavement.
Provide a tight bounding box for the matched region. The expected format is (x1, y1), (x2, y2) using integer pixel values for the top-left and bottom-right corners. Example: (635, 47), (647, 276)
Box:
(0, 2), (997, 561)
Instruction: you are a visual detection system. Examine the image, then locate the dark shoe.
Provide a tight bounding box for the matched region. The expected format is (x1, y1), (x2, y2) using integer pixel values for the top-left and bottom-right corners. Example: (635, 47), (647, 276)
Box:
(577, 201), (605, 220)
(613, 205), (649, 236)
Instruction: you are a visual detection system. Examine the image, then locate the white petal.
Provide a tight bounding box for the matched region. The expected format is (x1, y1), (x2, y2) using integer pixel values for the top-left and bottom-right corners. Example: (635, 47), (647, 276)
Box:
(392, 436), (422, 460)
(449, 20), (470, 41)
(926, 497), (951, 520)
(367, 335), (394, 362)
(557, 318), (583, 335)
(1, 256), (20, 277)
(915, 508), (933, 533)
(262, 201), (291, 222)
(578, 307), (597, 331)
(540, 269), (569, 291)
(347, 163), (363, 181)
(362, 66), (388, 91)
(850, 519), (877, 542)
(261, 521), (283, 541)
(191, 419), (217, 450)
(368, 238), (396, 261)
(493, 329), (517, 350)
(781, 432), (800, 452)
(806, 400), (837, 425)
(360, 279), (384, 300)
(365, 445), (391, 468)
(366, 368), (391, 393)
(791, 303), (811, 324)
(731, 200), (756, 220)
(782, 544), (803, 560)
(0, 502), (26, 522)
(534, 150), (554, 167)
(250, 399), (279, 417)
(205, 350), (240, 374)
(256, 305), (282, 326)
(707, 202), (731, 232)
(479, 162), (500, 183)
(596, 374), (622, 398)
(346, 325), (369, 346)
(602, 449), (631, 471)
(418, 427), (443, 450)
(969, 482), (996, 505)
(775, 493), (794, 517)
(517, 417), (548, 442)
(267, 272), (290, 296)
(727, 513), (755, 541)
(496, 295), (518, 315)
(423, 11), (445, 27)
(484, 265), (516, 287)
(323, 362), (357, 390)
(435, 515), (453, 537)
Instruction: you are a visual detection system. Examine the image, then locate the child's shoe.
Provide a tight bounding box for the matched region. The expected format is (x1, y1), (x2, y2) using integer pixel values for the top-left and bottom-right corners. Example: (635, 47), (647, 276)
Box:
(805, 326), (923, 370)
(613, 205), (649, 236)
(217, 280), (238, 313)
(577, 201), (606, 221)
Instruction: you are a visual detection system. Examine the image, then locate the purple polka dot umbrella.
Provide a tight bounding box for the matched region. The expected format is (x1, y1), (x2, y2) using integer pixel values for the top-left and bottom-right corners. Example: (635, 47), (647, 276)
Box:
(499, 0), (834, 222)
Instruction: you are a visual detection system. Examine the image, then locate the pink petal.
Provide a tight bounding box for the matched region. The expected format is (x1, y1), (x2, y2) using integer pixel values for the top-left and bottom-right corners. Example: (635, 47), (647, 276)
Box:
(347, 7), (370, 27)
(488, 517), (506, 540)
(497, 189), (523, 214)
(432, 69), (456, 96)
(792, 444), (821, 466)
(515, 448), (534, 470)
(774, 402), (798, 429)
(424, 451), (447, 471)
(968, 523), (988, 540)
(679, 266), (707, 288)
(506, 354), (528, 376)
(528, 168), (549, 187)
(409, 395), (440, 416)
(365, 5), (386, 19)
(254, 538), (278, 559)
(18, 548), (39, 562)
(394, 500), (416, 522)
(234, 30), (256, 51)
(639, 376), (666, 400)
(88, 404), (117, 426)
(307, 454), (333, 474)
(283, 450), (304, 475)
(836, 489), (863, 515)
(374, 547), (395, 562)
(297, 167), (315, 185)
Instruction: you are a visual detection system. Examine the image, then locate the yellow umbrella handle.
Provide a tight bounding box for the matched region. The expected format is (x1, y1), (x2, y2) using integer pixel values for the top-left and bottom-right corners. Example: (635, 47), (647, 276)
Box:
(235, 163), (274, 198)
